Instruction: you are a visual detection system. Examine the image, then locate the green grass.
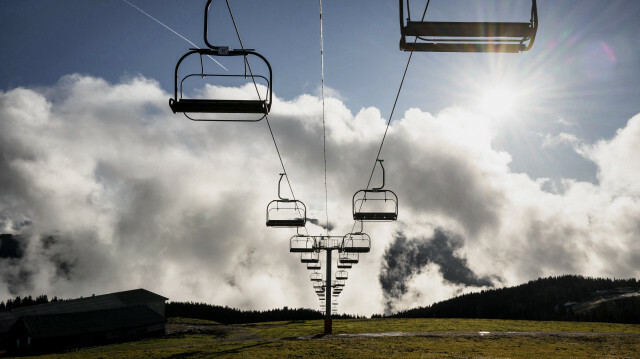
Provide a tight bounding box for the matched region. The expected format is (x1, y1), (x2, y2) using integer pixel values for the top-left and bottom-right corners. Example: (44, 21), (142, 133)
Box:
(246, 318), (640, 339)
(11, 318), (640, 359)
(166, 317), (221, 325)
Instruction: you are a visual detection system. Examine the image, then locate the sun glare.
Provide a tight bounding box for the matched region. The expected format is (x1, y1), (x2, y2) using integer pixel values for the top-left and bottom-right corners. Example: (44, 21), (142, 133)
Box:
(477, 85), (520, 118)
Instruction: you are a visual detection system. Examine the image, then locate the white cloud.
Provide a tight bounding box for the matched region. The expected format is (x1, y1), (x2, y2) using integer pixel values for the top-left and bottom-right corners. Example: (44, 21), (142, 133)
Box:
(1, 74), (639, 316)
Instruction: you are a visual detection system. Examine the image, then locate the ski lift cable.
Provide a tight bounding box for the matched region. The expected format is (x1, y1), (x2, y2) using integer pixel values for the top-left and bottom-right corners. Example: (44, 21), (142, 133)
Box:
(224, 0), (309, 235)
(348, 1), (429, 233)
(319, 0), (330, 237)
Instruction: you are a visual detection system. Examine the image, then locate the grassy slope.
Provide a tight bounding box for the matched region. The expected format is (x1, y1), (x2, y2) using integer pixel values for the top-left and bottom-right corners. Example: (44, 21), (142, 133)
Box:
(12, 318), (640, 359)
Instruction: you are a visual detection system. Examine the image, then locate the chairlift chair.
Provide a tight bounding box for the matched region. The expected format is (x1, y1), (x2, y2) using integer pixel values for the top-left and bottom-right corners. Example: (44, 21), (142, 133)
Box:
(307, 261), (321, 270)
(353, 160), (398, 221)
(337, 262), (352, 269)
(334, 279), (346, 287)
(399, 0), (538, 53)
(169, 0), (273, 121)
(335, 270), (348, 280)
(310, 272), (323, 282)
(342, 225), (371, 253)
(267, 174), (307, 227)
(290, 235), (316, 252)
(301, 251), (320, 264)
(339, 252), (359, 264)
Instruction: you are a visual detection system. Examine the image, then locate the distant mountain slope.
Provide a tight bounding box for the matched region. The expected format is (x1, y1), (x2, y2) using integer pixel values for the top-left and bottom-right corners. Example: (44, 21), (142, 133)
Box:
(389, 275), (640, 324)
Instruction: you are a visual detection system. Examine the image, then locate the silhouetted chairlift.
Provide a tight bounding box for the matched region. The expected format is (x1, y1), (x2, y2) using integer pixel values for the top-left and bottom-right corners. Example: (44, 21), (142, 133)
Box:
(337, 262), (352, 269)
(399, 0), (538, 53)
(335, 270), (349, 280)
(343, 223), (372, 253)
(169, 0), (273, 121)
(307, 261), (321, 270)
(290, 235), (316, 252)
(301, 251), (320, 264)
(352, 160), (398, 221)
(310, 272), (323, 282)
(334, 279), (346, 287)
(339, 252), (359, 264)
(266, 174), (307, 227)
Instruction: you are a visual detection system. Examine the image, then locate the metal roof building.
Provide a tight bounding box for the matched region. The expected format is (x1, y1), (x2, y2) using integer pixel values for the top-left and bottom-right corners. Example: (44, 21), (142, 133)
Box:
(1, 289), (167, 354)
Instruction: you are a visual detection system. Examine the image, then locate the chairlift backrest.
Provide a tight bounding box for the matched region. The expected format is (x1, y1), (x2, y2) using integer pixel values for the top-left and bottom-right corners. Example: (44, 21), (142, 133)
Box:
(399, 0), (538, 53)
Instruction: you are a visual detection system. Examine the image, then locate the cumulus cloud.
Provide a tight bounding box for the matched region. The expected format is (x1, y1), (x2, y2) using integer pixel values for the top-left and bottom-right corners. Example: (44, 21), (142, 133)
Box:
(1, 74), (639, 316)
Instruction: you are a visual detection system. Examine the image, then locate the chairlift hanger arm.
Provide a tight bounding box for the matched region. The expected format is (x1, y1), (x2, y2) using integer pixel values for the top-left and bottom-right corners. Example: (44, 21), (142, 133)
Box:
(373, 159), (385, 191)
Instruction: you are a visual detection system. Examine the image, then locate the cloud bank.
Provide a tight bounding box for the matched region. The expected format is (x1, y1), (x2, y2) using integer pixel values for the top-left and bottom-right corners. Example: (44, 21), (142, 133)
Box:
(0, 74), (639, 315)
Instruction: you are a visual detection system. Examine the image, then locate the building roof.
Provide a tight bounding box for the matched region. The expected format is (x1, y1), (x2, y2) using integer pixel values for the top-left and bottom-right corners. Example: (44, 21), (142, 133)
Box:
(10, 289), (166, 317)
(19, 305), (165, 339)
(0, 289), (166, 334)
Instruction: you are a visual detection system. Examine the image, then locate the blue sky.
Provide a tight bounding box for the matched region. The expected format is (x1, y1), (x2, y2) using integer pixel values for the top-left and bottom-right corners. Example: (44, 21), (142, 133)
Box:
(1, 1), (640, 314)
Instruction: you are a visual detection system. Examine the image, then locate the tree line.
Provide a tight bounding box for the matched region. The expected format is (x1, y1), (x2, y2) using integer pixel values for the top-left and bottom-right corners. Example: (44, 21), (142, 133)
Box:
(380, 275), (640, 324)
(0, 295), (63, 311)
(166, 302), (361, 324)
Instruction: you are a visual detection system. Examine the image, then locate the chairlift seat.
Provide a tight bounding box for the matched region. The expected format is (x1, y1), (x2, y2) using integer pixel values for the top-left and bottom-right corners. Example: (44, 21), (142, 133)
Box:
(267, 218), (306, 227)
(339, 257), (359, 264)
(337, 263), (352, 269)
(353, 212), (397, 221)
(169, 98), (269, 114)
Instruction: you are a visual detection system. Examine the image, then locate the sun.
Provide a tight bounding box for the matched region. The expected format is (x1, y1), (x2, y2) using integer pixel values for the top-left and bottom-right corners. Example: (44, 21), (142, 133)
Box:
(476, 84), (520, 118)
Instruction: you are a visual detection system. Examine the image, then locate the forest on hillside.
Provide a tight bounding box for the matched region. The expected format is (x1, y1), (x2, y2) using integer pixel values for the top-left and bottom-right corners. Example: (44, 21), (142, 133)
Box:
(384, 275), (640, 324)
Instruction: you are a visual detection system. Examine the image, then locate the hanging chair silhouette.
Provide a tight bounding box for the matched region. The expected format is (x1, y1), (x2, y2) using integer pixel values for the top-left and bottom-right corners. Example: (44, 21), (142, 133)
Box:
(290, 235), (316, 252)
(353, 160), (398, 221)
(307, 261), (321, 270)
(343, 222), (372, 253)
(300, 251), (320, 264)
(335, 270), (349, 280)
(339, 252), (359, 264)
(337, 262), (352, 269)
(399, 0), (538, 53)
(169, 0), (273, 121)
(333, 279), (346, 288)
(267, 174), (307, 227)
(310, 272), (323, 282)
